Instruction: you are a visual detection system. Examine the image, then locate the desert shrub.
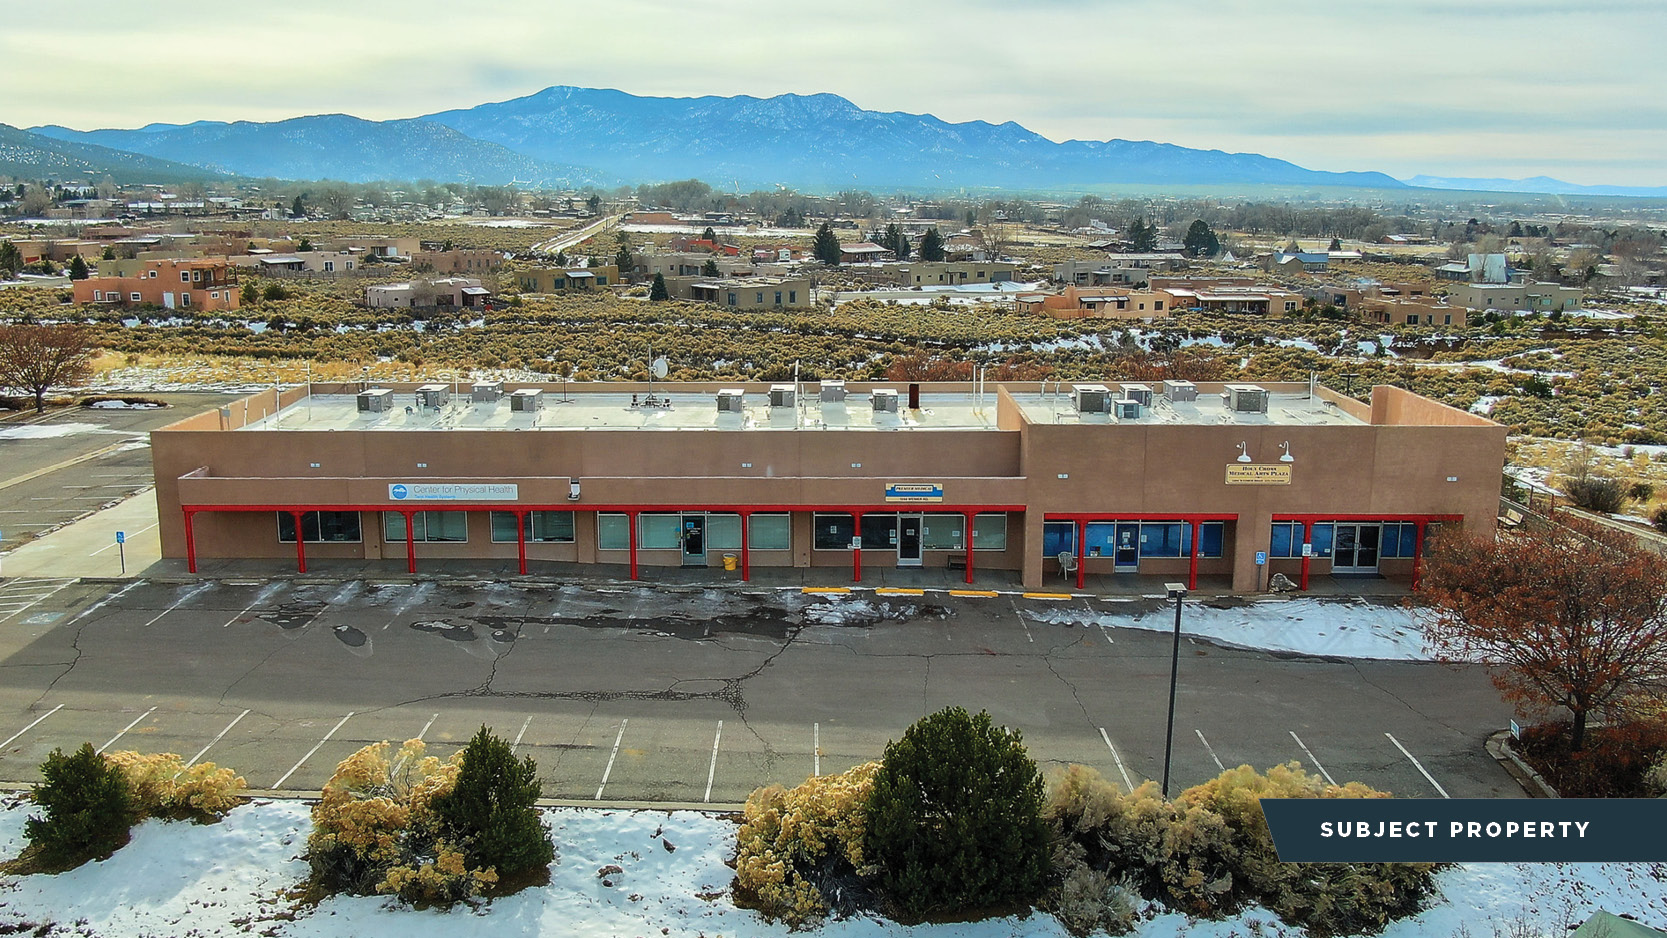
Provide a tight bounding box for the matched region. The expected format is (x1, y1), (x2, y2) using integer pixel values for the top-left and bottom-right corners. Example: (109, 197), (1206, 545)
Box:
(1045, 861), (1136, 937)
(1563, 475), (1626, 513)
(734, 761), (879, 928)
(1629, 481), (1655, 503)
(430, 725), (555, 879)
(1652, 505), (1667, 533)
(22, 743), (137, 870)
(864, 707), (1050, 921)
(105, 751), (246, 819)
(1514, 720), (1667, 797)
(308, 738), (500, 904)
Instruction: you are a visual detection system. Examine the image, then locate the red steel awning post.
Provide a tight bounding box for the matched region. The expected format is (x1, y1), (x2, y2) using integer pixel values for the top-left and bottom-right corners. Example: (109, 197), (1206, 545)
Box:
(1076, 518), (1087, 591)
(852, 512), (863, 583)
(1412, 521), (1428, 591)
(516, 510), (528, 575)
(739, 510), (751, 582)
(1188, 519), (1201, 590)
(403, 510), (417, 574)
(1299, 519), (1314, 591)
(962, 511), (976, 584)
(290, 510), (307, 573)
(627, 510), (639, 580)
(183, 508), (198, 573)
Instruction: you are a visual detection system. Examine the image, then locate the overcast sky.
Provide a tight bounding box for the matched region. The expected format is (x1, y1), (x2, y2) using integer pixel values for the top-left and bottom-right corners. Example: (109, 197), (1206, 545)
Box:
(4, 0), (1662, 186)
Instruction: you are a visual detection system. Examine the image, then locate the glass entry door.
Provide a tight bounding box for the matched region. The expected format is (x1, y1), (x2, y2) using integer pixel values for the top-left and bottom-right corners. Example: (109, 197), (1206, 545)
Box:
(1331, 523), (1380, 573)
(1114, 523), (1141, 572)
(681, 514), (707, 567)
(897, 514), (923, 567)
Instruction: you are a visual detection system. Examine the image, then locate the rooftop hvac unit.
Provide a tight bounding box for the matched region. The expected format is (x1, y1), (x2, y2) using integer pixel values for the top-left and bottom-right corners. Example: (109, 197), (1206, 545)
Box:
(356, 388), (393, 412)
(1224, 383), (1269, 413)
(416, 384), (450, 408)
(1112, 398), (1142, 420)
(716, 389), (745, 413)
(1071, 384), (1112, 414)
(769, 384), (796, 408)
(819, 380), (847, 403)
(509, 388), (544, 411)
(871, 388), (900, 413)
(471, 381), (502, 403)
(1119, 383), (1154, 407)
(1163, 380), (1198, 402)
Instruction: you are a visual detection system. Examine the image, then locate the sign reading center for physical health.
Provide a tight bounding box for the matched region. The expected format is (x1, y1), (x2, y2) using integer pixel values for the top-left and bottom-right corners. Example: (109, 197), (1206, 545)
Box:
(388, 483), (519, 501)
(1225, 464), (1292, 485)
(885, 483), (944, 503)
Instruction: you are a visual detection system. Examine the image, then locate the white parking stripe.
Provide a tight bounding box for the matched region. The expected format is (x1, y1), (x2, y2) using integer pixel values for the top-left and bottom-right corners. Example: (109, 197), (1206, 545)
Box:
(98, 707), (157, 754)
(143, 584), (213, 628)
(1289, 730), (1337, 786)
(0, 704), (64, 750)
(186, 710), (250, 767)
(595, 719), (628, 800)
(417, 713), (438, 741)
(272, 712), (355, 789)
(510, 716), (532, 753)
(704, 720), (724, 803)
(0, 580), (76, 624)
(813, 722), (821, 777)
(1195, 729), (1226, 772)
(1099, 727), (1135, 792)
(1385, 732), (1451, 799)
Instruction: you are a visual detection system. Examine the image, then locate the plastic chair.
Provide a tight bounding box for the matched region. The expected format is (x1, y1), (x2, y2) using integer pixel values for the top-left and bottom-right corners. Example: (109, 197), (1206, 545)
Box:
(1057, 551), (1078, 581)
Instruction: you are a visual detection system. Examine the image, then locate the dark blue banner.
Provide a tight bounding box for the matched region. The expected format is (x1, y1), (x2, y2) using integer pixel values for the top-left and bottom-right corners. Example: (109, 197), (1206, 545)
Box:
(1261, 799), (1667, 862)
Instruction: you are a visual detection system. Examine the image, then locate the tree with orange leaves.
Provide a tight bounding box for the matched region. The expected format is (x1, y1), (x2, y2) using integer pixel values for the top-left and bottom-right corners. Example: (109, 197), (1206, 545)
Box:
(1418, 520), (1667, 750)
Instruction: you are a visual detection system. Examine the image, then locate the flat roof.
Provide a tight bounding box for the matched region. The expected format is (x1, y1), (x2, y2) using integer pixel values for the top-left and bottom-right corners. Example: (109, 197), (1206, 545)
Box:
(242, 386), (1367, 432)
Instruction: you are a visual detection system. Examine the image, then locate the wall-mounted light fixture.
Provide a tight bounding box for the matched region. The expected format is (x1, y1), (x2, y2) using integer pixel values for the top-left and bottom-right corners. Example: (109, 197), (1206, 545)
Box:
(1236, 441), (1252, 463)
(568, 480), (582, 501)
(1279, 441), (1294, 463)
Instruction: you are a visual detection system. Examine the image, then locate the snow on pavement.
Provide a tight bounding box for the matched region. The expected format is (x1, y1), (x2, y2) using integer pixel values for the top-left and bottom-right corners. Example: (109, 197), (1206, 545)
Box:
(1023, 596), (1432, 660)
(3, 799), (1667, 936)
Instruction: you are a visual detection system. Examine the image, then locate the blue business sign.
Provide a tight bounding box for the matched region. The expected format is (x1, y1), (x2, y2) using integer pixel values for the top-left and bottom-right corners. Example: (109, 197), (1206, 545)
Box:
(390, 484), (409, 500)
(885, 483), (944, 503)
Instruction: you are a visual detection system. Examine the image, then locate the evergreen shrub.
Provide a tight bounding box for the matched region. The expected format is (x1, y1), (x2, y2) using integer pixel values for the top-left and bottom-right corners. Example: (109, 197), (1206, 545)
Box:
(23, 743), (136, 869)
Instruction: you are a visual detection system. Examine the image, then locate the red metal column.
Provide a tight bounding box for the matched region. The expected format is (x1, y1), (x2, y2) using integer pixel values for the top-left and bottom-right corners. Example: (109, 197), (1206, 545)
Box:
(290, 510), (307, 574)
(962, 511), (975, 585)
(1188, 519), (1201, 590)
(516, 510), (528, 576)
(1412, 520), (1428, 591)
(403, 510), (417, 574)
(183, 508), (198, 574)
(1076, 518), (1086, 591)
(628, 510), (639, 581)
(1299, 519), (1314, 591)
(852, 512), (863, 583)
(739, 510), (751, 582)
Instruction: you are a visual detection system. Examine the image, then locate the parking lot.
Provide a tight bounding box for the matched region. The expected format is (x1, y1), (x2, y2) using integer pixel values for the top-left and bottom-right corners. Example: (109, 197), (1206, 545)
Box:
(0, 576), (1522, 803)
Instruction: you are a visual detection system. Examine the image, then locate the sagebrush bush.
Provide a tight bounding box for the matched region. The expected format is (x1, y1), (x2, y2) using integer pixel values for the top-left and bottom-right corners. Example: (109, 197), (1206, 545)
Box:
(734, 761), (879, 928)
(106, 751), (245, 819)
(1563, 475), (1626, 513)
(23, 743), (136, 869)
(864, 707), (1050, 921)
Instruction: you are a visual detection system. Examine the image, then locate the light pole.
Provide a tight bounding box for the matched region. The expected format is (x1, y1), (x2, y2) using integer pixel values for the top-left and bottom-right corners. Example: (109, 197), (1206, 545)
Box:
(1161, 582), (1187, 798)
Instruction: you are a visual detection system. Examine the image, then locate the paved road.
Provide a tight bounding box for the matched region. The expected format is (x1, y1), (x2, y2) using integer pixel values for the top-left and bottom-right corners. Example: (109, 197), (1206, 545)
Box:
(0, 578), (1520, 804)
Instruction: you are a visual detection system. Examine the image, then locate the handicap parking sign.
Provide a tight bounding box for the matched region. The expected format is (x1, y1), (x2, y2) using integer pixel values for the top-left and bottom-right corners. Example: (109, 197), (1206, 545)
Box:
(116, 531), (126, 544)
(1255, 551), (1267, 565)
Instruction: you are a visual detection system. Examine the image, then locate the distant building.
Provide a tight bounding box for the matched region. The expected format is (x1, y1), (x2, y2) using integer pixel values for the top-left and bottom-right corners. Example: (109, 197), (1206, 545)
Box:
(413, 249), (501, 274)
(662, 275), (813, 310)
(1152, 277), (1305, 316)
(896, 261), (1016, 287)
(1015, 284), (1170, 319)
(515, 266), (619, 292)
(839, 242), (894, 264)
(366, 277), (492, 309)
(1447, 281), (1582, 313)
(73, 258), (240, 311)
(227, 251), (361, 275)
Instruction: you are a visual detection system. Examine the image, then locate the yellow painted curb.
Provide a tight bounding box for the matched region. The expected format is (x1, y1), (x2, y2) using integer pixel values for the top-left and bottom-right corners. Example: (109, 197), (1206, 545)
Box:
(802, 587), (852, 594)
(948, 589), (1000, 597)
(1022, 592), (1075, 600)
(875, 588), (925, 595)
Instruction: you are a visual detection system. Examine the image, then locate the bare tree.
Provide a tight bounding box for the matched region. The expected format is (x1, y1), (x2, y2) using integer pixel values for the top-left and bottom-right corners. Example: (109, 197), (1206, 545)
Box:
(19, 184), (52, 217)
(0, 324), (98, 413)
(317, 187), (357, 220)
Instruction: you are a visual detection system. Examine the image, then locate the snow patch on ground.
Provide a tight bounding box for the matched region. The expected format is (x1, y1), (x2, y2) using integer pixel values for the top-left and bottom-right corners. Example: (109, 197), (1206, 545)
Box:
(1024, 596), (1432, 660)
(88, 400), (162, 409)
(0, 422), (130, 440)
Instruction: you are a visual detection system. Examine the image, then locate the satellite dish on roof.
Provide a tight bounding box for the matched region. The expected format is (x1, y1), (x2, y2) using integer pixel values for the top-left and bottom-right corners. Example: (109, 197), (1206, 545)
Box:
(651, 357), (669, 379)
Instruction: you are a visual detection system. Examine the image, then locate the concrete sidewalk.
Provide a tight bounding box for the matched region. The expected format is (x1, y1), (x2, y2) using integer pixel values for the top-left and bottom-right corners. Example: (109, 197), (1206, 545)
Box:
(0, 490), (161, 578)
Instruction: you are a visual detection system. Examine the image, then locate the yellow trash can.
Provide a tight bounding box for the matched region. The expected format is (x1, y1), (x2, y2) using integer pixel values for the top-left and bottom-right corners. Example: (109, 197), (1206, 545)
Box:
(722, 553), (738, 571)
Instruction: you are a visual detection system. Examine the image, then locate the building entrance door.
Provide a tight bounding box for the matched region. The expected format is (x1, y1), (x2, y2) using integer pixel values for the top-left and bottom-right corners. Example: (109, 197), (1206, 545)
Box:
(897, 515), (923, 567)
(1332, 523), (1380, 573)
(1114, 523), (1141, 572)
(681, 514), (707, 567)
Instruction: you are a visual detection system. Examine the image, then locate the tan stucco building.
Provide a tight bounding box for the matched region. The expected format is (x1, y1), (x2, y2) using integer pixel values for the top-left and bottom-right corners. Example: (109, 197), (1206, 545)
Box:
(151, 380), (1504, 593)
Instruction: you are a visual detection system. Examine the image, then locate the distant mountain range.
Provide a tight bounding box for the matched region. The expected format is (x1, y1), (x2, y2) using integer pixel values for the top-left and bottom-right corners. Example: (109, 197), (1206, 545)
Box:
(13, 86), (1658, 196)
(0, 123), (224, 184)
(1403, 174), (1667, 199)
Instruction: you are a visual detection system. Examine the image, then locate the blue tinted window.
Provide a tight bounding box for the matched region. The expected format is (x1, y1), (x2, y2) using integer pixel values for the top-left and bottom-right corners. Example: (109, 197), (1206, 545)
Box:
(1200, 522), (1223, 558)
(1140, 523), (1185, 557)
(1270, 523), (1294, 557)
(1310, 523), (1334, 557)
(1042, 522), (1077, 557)
(1401, 523), (1419, 557)
(1082, 522), (1116, 556)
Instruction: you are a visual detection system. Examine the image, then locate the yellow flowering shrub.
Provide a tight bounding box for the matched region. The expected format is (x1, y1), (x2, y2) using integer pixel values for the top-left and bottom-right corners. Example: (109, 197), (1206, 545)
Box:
(734, 761), (878, 928)
(104, 751), (246, 820)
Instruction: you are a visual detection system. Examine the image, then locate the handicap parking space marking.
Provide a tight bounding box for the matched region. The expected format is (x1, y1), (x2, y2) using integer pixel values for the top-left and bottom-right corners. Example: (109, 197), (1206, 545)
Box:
(186, 710), (251, 768)
(1385, 732), (1451, 799)
(595, 718), (629, 800)
(0, 579), (78, 625)
(97, 706), (159, 755)
(0, 704), (64, 751)
(1289, 730), (1337, 786)
(272, 712), (355, 790)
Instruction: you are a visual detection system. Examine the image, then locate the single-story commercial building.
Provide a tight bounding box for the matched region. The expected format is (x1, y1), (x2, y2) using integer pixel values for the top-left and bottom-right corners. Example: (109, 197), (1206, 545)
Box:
(151, 380), (1505, 592)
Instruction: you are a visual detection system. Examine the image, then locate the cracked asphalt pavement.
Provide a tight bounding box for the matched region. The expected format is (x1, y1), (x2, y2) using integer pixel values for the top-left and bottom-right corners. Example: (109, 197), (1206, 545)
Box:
(0, 578), (1523, 803)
